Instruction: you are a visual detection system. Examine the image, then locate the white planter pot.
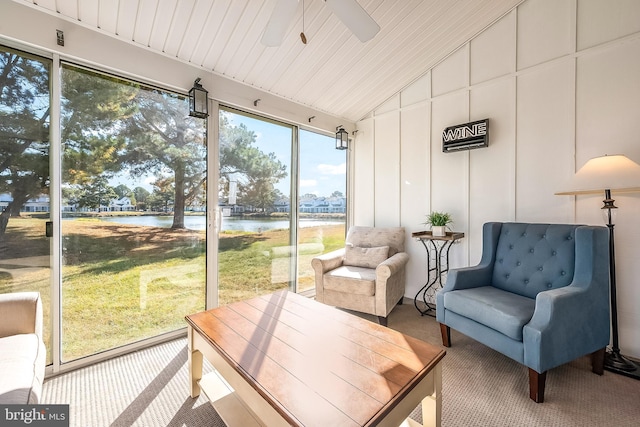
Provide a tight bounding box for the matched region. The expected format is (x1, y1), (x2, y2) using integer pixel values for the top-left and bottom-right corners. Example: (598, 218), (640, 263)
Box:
(432, 226), (446, 237)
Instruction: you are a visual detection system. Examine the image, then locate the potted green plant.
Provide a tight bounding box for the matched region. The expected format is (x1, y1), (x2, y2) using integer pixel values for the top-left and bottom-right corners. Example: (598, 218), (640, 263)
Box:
(424, 211), (453, 237)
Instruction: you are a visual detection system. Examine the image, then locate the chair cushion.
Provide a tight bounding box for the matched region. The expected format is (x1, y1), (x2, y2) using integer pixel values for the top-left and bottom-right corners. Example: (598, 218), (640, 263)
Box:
(344, 245), (389, 269)
(0, 334), (46, 404)
(323, 266), (377, 296)
(443, 286), (536, 341)
(346, 226), (405, 256)
(491, 223), (577, 298)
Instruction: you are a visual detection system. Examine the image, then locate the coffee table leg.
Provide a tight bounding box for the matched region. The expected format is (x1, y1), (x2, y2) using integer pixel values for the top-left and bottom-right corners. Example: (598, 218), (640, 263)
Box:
(188, 325), (203, 398)
(422, 362), (442, 427)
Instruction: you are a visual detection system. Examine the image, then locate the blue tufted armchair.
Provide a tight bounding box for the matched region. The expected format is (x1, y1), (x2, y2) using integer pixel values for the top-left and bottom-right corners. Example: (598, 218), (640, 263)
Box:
(436, 222), (610, 402)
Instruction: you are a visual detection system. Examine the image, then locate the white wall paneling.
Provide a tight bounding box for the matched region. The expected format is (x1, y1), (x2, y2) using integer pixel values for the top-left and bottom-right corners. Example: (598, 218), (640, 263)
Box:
(400, 102), (431, 298)
(606, 193), (640, 360)
(577, 0), (640, 50)
(353, 118), (375, 226)
(432, 46), (469, 97)
(401, 73), (431, 108)
(470, 10), (516, 85)
(361, 0), (640, 358)
(468, 78), (516, 265)
(430, 92), (470, 270)
(376, 94), (402, 116)
(575, 38), (640, 161)
(516, 59), (575, 224)
(430, 44), (470, 271)
(516, 0), (575, 70)
(373, 96), (401, 226)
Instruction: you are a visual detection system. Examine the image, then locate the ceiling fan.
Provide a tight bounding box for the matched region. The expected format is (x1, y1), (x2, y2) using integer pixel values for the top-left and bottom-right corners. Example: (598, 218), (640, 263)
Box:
(261, 0), (380, 46)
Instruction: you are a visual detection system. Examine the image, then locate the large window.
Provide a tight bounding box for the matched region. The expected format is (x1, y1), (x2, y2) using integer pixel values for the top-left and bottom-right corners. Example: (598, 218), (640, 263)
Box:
(1, 42), (347, 368)
(60, 65), (207, 361)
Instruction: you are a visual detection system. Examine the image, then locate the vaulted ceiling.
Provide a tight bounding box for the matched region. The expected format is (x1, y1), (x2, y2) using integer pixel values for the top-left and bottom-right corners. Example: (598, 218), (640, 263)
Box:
(18, 0), (523, 122)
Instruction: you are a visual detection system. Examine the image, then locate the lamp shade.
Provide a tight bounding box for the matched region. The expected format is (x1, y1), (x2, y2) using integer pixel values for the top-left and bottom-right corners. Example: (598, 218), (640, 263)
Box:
(555, 154), (640, 195)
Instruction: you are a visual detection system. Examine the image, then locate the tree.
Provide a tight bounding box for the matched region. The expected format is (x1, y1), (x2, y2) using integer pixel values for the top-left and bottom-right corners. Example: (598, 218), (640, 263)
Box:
(218, 112), (288, 211)
(147, 177), (174, 212)
(61, 186), (82, 211)
(77, 176), (117, 211)
(0, 49), (50, 236)
(119, 88), (206, 228)
(243, 179), (276, 213)
(60, 66), (135, 186)
(60, 66), (204, 229)
(133, 186), (150, 210)
(331, 190), (344, 198)
(59, 65), (137, 219)
(113, 184), (132, 199)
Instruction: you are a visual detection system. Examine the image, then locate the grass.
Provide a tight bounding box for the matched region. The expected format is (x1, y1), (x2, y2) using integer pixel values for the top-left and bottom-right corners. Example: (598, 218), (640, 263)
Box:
(0, 216), (344, 361)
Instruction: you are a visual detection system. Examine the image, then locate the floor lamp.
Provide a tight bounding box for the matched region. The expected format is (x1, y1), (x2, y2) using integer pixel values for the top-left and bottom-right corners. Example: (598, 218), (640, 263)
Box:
(556, 154), (640, 380)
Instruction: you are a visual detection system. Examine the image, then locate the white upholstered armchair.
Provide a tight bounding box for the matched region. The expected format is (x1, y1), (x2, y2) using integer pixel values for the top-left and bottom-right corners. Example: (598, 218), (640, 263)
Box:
(0, 292), (46, 404)
(311, 226), (409, 326)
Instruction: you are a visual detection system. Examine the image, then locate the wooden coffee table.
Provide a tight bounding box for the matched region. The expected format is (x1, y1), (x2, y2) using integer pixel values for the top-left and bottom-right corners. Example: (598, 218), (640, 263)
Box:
(186, 290), (445, 427)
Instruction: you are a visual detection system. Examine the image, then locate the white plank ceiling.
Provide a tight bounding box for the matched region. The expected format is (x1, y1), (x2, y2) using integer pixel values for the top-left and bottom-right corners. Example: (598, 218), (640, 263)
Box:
(18, 0), (523, 122)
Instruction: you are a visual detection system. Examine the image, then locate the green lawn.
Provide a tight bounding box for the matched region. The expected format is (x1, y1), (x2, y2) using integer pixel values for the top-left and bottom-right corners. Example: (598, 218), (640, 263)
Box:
(0, 217), (344, 361)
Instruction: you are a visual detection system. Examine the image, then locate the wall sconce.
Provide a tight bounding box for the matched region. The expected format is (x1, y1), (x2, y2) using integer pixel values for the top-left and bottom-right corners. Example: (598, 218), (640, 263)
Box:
(335, 126), (348, 150)
(189, 78), (208, 118)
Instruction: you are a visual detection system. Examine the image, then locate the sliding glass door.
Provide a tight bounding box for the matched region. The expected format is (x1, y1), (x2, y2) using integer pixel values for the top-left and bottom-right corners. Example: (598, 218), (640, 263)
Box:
(0, 46), (53, 363)
(59, 65), (207, 361)
(217, 107), (294, 305)
(297, 130), (347, 292)
(217, 108), (346, 301)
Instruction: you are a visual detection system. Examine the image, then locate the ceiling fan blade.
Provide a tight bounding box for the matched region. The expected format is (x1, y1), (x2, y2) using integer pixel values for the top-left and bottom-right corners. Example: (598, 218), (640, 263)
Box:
(325, 0), (380, 43)
(261, 0), (300, 47)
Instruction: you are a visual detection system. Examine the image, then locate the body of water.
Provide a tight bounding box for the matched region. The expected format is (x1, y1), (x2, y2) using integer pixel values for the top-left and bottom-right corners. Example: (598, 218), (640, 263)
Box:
(93, 215), (344, 232)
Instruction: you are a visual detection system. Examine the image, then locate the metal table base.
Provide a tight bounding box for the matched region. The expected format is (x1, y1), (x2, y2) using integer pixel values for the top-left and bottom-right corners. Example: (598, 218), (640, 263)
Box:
(412, 231), (464, 317)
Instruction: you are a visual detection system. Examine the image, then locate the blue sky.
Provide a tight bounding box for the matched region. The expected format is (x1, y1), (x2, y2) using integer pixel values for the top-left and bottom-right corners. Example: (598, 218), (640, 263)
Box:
(226, 112), (346, 199)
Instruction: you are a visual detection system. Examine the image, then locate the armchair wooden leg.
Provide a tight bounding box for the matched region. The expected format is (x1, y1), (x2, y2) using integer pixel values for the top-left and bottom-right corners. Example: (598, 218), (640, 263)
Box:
(439, 323), (451, 347)
(377, 316), (388, 327)
(528, 368), (546, 403)
(591, 347), (605, 375)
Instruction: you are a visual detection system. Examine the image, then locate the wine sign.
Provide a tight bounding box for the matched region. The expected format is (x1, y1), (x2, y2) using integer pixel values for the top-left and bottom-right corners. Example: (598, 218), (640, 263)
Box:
(442, 119), (489, 152)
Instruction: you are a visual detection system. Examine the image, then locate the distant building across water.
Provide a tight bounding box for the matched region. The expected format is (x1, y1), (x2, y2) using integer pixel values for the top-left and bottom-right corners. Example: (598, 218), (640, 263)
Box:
(1, 193), (346, 215)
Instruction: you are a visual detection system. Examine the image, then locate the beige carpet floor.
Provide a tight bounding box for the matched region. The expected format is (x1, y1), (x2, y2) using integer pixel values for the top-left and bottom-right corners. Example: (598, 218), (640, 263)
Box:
(42, 301), (640, 426)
